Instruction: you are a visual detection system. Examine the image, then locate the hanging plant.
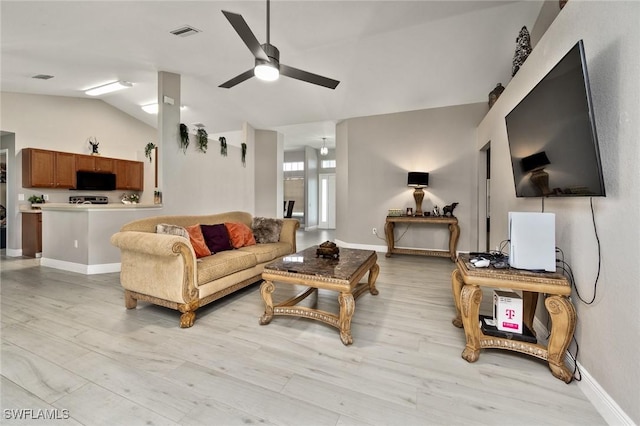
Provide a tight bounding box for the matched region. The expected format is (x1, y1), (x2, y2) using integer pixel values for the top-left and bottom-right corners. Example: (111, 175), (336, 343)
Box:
(241, 142), (247, 167)
(196, 128), (209, 153)
(219, 136), (227, 157)
(144, 142), (156, 162)
(179, 123), (189, 154)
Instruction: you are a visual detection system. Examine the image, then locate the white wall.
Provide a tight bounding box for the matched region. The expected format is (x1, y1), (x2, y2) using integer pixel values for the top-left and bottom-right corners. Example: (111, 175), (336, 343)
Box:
(254, 129), (283, 218)
(477, 1), (639, 423)
(336, 103), (488, 252)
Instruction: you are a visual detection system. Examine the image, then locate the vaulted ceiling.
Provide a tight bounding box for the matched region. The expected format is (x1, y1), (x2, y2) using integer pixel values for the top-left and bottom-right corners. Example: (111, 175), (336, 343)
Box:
(1, 1), (543, 150)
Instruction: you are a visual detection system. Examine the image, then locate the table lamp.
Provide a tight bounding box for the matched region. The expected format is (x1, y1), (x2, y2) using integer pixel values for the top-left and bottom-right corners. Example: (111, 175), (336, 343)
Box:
(407, 172), (429, 216)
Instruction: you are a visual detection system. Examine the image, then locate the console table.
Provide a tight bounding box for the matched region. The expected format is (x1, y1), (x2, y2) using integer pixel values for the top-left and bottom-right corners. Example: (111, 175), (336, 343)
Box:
(451, 254), (576, 383)
(385, 216), (459, 261)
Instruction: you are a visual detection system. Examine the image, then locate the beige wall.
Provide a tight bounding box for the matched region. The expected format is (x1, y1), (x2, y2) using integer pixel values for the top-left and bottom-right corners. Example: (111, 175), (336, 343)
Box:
(254, 129), (283, 218)
(336, 103), (488, 251)
(477, 1), (639, 422)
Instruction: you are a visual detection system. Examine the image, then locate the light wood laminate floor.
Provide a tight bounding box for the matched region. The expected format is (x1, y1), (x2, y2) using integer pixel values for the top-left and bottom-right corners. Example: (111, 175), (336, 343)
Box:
(1, 230), (605, 425)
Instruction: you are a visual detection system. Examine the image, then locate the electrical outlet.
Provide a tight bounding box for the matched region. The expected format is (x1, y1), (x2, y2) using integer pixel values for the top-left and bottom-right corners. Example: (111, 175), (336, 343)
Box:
(372, 228), (377, 235)
(18, 193), (24, 201)
(43, 194), (49, 201)
(74, 240), (78, 248)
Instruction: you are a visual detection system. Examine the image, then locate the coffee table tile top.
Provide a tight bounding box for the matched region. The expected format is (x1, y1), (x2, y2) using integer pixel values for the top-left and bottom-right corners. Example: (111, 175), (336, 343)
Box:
(264, 247), (376, 281)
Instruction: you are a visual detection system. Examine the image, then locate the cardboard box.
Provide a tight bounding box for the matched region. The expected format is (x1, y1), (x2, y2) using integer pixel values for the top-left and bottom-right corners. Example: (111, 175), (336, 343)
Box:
(493, 290), (523, 333)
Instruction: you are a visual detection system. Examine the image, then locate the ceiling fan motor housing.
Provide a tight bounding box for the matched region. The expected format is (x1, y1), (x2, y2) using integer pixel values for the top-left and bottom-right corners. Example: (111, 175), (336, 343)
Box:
(256, 43), (280, 69)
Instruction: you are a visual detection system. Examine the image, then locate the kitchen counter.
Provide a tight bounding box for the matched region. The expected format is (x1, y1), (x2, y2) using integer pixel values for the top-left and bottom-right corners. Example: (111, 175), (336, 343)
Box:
(36, 203), (162, 211)
(37, 204), (164, 274)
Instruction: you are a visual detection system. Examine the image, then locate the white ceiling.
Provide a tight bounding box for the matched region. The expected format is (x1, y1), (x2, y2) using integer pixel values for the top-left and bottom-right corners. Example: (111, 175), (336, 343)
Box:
(1, 1), (543, 150)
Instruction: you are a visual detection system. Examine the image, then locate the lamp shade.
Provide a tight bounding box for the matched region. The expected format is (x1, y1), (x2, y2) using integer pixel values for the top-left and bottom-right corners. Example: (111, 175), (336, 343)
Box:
(407, 172), (429, 187)
(521, 151), (550, 173)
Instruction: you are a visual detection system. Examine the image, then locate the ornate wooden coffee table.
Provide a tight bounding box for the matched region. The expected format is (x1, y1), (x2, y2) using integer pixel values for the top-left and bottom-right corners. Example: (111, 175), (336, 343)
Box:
(260, 247), (379, 345)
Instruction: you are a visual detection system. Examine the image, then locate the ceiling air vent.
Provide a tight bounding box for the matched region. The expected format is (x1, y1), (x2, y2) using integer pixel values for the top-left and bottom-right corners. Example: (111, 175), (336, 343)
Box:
(32, 74), (54, 80)
(170, 26), (201, 38)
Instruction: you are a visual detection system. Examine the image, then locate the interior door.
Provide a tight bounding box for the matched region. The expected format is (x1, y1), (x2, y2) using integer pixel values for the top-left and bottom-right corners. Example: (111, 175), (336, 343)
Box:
(318, 173), (336, 229)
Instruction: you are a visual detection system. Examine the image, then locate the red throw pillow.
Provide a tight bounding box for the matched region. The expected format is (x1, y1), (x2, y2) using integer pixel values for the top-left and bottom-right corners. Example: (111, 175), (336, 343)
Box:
(185, 224), (211, 258)
(225, 222), (256, 248)
(200, 223), (233, 254)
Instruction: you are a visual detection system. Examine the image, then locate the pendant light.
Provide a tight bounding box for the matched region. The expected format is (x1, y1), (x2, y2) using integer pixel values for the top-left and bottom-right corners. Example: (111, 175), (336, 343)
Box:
(320, 138), (328, 156)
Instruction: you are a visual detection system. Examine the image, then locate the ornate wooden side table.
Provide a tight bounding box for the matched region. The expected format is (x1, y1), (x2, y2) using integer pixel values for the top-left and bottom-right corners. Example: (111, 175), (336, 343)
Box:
(385, 215), (459, 261)
(451, 254), (576, 383)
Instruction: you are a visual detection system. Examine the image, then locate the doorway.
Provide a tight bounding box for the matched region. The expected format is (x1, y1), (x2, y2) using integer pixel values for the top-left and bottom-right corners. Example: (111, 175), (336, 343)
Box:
(318, 173), (336, 229)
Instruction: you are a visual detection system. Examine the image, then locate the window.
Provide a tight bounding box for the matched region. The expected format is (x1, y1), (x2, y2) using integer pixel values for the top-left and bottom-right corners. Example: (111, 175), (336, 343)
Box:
(283, 161), (304, 172)
(321, 159), (336, 169)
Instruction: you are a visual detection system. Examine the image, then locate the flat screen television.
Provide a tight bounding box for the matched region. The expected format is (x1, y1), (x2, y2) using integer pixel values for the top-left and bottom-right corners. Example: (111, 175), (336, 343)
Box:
(505, 40), (605, 197)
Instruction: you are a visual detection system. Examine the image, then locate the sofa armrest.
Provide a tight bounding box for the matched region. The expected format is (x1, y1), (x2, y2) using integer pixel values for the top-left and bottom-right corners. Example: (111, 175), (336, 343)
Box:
(279, 219), (300, 253)
(110, 231), (198, 304)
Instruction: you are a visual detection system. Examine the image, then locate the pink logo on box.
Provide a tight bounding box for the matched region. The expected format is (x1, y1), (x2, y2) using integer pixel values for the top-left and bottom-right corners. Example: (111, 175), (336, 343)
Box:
(502, 322), (519, 330)
(505, 308), (516, 319)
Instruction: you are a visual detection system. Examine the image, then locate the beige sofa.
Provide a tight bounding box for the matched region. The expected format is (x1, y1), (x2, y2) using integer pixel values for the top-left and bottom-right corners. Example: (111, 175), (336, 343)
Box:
(110, 211), (299, 327)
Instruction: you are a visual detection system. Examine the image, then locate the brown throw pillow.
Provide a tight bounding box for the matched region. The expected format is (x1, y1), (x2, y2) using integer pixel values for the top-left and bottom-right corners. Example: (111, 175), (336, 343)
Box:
(251, 217), (283, 244)
(225, 222), (256, 248)
(200, 223), (233, 253)
(184, 224), (212, 258)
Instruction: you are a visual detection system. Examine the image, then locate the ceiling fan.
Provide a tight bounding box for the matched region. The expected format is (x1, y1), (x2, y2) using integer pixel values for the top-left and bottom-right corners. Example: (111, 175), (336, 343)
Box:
(219, 0), (340, 89)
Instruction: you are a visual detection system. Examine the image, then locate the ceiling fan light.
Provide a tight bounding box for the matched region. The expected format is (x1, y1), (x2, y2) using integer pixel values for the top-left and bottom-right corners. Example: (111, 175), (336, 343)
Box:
(254, 63), (279, 81)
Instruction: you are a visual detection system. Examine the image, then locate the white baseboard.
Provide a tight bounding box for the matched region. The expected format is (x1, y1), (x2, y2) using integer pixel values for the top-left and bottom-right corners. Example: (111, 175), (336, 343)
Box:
(40, 257), (121, 275)
(334, 239), (387, 253)
(4, 248), (22, 257)
(533, 318), (633, 425)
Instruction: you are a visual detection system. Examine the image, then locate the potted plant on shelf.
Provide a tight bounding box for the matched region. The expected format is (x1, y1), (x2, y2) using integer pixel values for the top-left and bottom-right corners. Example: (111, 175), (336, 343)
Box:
(219, 136), (227, 157)
(179, 123), (189, 154)
(144, 142), (156, 162)
(28, 195), (45, 209)
(196, 128), (209, 153)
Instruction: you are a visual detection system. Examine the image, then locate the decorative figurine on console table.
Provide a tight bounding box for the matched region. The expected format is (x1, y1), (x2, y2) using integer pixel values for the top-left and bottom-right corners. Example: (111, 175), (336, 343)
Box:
(432, 206), (440, 217)
(443, 202), (459, 217)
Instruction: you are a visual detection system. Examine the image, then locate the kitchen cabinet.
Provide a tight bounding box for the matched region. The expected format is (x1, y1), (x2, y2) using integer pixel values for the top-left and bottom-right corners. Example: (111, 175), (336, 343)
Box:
(22, 148), (76, 188)
(76, 155), (114, 173)
(115, 159), (143, 191)
(22, 211), (42, 258)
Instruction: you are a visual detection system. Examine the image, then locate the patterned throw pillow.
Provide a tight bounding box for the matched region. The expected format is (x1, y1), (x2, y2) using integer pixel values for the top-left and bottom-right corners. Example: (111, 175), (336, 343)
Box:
(251, 217), (283, 244)
(225, 222), (256, 248)
(155, 223), (189, 239)
(200, 223), (233, 254)
(184, 224), (212, 258)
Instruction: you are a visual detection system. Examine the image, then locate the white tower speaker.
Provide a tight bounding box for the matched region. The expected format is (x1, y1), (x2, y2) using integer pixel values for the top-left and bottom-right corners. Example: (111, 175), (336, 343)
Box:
(508, 212), (556, 272)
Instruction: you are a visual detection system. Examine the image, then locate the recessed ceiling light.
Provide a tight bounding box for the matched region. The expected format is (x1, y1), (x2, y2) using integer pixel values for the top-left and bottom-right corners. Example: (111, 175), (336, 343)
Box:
(32, 74), (54, 80)
(85, 80), (133, 96)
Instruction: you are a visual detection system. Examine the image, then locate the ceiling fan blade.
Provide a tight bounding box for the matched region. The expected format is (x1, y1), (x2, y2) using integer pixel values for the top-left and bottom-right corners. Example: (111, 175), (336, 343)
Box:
(280, 64), (340, 89)
(222, 10), (270, 61)
(219, 69), (255, 89)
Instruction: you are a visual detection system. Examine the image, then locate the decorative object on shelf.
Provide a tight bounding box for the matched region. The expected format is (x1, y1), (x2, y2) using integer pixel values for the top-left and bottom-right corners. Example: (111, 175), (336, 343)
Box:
(88, 137), (100, 155)
(521, 151), (552, 196)
(488, 83), (505, 108)
(241, 142), (247, 166)
(512, 26), (532, 77)
(443, 202), (459, 217)
(196, 127), (209, 153)
(179, 123), (189, 154)
(28, 195), (45, 208)
(316, 241), (339, 259)
(388, 208), (403, 217)
(219, 136), (227, 157)
(121, 193), (140, 204)
(144, 142), (156, 162)
(407, 171), (429, 216)
(433, 206), (440, 217)
(406, 207), (413, 216)
(153, 190), (162, 205)
(320, 138), (328, 156)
